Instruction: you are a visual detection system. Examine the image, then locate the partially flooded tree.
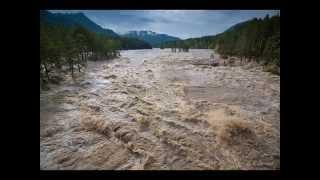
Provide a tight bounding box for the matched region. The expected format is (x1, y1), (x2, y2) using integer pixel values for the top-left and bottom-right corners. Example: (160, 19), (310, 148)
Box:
(63, 33), (78, 77)
(72, 26), (92, 72)
(40, 22), (123, 87)
(40, 23), (64, 81)
(181, 42), (189, 52)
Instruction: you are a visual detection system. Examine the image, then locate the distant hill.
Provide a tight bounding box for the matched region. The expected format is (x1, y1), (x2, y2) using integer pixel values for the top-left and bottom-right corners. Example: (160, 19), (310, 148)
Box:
(119, 37), (152, 50)
(40, 10), (152, 50)
(159, 34), (220, 49)
(159, 15), (279, 51)
(40, 10), (119, 37)
(122, 30), (180, 47)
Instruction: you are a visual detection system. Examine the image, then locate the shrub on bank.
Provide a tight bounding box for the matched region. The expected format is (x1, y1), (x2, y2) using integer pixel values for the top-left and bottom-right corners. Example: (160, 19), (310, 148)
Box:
(263, 63), (280, 75)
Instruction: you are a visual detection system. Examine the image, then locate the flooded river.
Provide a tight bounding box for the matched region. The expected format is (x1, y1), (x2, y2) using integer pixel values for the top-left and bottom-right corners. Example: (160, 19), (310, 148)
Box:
(40, 49), (280, 170)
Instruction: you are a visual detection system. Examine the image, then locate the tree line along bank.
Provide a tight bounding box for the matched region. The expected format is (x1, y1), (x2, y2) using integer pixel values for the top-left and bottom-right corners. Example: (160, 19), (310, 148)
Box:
(159, 15), (280, 74)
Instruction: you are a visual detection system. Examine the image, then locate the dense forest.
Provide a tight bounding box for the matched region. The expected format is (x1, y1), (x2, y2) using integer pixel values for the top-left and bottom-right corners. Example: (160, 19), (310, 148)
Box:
(40, 22), (121, 86)
(214, 15), (280, 68)
(159, 15), (280, 74)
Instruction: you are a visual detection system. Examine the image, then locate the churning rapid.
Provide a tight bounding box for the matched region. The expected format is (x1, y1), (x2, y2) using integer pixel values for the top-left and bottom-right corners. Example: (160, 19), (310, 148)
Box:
(40, 49), (280, 170)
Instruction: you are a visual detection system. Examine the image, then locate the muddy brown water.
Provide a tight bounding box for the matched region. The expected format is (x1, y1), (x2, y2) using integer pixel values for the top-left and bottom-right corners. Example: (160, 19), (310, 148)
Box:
(40, 49), (280, 170)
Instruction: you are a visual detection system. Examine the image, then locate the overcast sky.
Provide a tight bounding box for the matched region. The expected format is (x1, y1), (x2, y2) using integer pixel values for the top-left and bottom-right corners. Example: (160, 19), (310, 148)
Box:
(49, 10), (280, 39)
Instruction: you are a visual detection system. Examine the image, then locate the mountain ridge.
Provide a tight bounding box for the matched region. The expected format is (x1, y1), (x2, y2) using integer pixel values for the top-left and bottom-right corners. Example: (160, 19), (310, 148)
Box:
(40, 10), (152, 50)
(122, 30), (180, 47)
(40, 10), (119, 37)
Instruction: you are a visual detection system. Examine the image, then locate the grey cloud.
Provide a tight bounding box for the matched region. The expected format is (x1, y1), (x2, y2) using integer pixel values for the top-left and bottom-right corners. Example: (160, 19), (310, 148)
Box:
(48, 10), (280, 39)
